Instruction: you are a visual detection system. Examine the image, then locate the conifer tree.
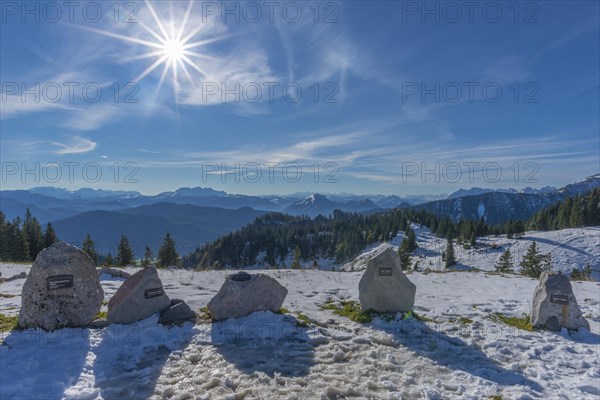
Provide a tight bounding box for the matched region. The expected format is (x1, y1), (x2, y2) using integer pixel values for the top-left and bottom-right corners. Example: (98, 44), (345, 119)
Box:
(44, 222), (58, 248)
(520, 241), (550, 278)
(23, 209), (44, 260)
(443, 235), (456, 268)
(82, 233), (98, 265)
(141, 246), (152, 267)
(469, 231), (476, 246)
(398, 238), (412, 270)
(158, 232), (178, 268)
(105, 253), (114, 266)
(291, 245), (302, 269)
(0, 212), (9, 261)
(495, 249), (513, 273)
(406, 227), (418, 252)
(117, 235), (134, 266)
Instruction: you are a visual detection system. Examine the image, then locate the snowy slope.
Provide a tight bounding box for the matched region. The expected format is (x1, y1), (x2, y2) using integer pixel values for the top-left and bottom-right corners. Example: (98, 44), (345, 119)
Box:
(343, 226), (600, 279)
(1, 261), (599, 399)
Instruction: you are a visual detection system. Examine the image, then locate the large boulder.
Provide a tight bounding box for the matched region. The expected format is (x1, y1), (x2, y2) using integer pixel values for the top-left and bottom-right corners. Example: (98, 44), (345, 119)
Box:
(19, 242), (104, 331)
(358, 247), (416, 313)
(207, 271), (288, 321)
(530, 271), (590, 331)
(107, 267), (171, 324)
(158, 299), (196, 325)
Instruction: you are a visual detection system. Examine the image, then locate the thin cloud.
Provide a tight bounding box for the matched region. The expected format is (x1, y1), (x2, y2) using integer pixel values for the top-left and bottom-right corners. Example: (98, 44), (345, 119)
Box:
(52, 136), (97, 154)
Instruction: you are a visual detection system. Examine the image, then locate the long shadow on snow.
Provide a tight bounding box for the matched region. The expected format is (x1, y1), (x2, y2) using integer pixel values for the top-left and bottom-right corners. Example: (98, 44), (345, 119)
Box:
(92, 319), (196, 400)
(520, 236), (594, 257)
(211, 312), (315, 377)
(0, 328), (91, 400)
(373, 320), (544, 393)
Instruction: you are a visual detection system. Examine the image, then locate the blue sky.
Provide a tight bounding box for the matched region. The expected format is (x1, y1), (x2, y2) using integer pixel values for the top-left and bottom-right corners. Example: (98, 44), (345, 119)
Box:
(1, 1), (598, 195)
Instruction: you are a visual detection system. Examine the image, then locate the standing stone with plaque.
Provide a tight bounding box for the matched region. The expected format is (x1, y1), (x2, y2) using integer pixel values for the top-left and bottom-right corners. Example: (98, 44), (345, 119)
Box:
(207, 272), (288, 321)
(19, 242), (104, 331)
(107, 266), (171, 324)
(358, 247), (416, 313)
(530, 271), (590, 331)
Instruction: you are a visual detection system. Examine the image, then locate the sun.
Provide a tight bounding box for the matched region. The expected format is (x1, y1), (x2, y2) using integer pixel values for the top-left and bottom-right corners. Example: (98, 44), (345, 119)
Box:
(163, 39), (185, 62)
(81, 0), (226, 102)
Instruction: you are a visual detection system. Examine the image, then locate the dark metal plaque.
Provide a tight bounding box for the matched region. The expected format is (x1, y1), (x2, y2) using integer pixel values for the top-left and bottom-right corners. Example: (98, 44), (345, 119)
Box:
(378, 267), (393, 276)
(550, 294), (569, 305)
(231, 272), (252, 282)
(144, 287), (164, 299)
(46, 275), (73, 290)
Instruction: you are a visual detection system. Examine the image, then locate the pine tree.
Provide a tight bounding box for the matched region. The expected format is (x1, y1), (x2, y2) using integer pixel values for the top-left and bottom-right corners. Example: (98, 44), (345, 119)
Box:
(443, 235), (456, 268)
(82, 233), (98, 265)
(10, 218), (30, 262)
(158, 232), (179, 268)
(105, 253), (114, 266)
(291, 245), (302, 269)
(0, 212), (9, 261)
(23, 210), (44, 261)
(469, 231), (476, 246)
(398, 238), (412, 270)
(406, 227), (418, 252)
(43, 223), (58, 248)
(117, 235), (134, 266)
(495, 249), (513, 273)
(520, 241), (550, 278)
(141, 246), (152, 267)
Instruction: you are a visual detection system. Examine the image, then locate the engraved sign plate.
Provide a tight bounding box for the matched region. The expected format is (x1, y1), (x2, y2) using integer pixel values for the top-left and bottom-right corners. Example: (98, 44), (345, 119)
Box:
(231, 272), (252, 282)
(550, 294), (569, 305)
(144, 287), (164, 299)
(46, 275), (73, 290)
(378, 267), (393, 276)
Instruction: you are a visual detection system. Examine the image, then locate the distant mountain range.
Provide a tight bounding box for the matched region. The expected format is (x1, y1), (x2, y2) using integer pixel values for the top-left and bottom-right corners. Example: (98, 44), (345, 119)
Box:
(417, 174), (600, 225)
(51, 203), (266, 257)
(1, 174), (598, 256)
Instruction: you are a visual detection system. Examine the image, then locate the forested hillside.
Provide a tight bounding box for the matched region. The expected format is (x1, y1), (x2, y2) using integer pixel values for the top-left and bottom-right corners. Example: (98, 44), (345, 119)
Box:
(183, 189), (600, 269)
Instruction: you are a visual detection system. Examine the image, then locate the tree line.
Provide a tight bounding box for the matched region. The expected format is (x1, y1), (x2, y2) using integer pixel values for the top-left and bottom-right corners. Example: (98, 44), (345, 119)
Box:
(0, 210), (58, 262)
(78, 232), (180, 268)
(182, 189), (599, 269)
(0, 208), (179, 268)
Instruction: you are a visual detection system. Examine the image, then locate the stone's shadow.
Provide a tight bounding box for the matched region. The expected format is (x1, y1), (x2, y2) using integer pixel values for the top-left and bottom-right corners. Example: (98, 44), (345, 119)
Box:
(520, 236), (593, 257)
(211, 313), (315, 377)
(92, 318), (195, 400)
(374, 320), (544, 393)
(562, 328), (600, 344)
(0, 328), (91, 400)
(415, 247), (442, 258)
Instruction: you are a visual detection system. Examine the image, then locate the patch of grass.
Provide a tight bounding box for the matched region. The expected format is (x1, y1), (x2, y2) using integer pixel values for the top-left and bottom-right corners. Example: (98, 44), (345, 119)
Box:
(94, 311), (107, 320)
(197, 306), (212, 321)
(457, 317), (473, 324)
(489, 395), (503, 400)
(412, 312), (438, 323)
(295, 312), (311, 328)
(318, 300), (400, 324)
(319, 300), (375, 323)
(101, 300), (109, 306)
(471, 304), (478, 309)
(0, 293), (16, 298)
(490, 313), (534, 332)
(0, 313), (19, 334)
(276, 307), (290, 314)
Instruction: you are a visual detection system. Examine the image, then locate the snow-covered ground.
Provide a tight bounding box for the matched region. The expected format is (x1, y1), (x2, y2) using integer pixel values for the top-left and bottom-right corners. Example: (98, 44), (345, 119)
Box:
(2, 258), (600, 399)
(344, 226), (600, 279)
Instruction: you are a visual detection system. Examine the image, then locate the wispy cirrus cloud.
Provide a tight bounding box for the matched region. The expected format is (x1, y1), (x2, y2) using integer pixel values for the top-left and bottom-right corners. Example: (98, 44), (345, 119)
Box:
(51, 135), (97, 154)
